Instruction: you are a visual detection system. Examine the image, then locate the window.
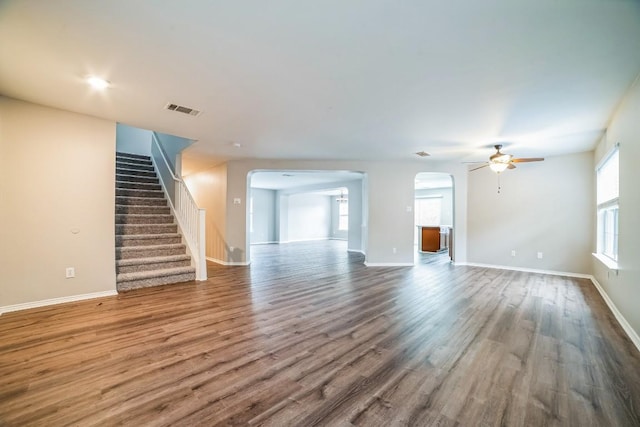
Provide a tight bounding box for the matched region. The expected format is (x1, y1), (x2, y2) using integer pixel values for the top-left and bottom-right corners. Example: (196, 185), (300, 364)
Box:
(596, 145), (619, 262)
(338, 200), (348, 231)
(415, 196), (442, 226)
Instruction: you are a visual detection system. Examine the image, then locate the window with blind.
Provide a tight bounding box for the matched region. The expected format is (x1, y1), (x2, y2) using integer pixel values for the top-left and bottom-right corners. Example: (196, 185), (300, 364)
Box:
(338, 200), (349, 231)
(596, 145), (619, 262)
(415, 197), (442, 225)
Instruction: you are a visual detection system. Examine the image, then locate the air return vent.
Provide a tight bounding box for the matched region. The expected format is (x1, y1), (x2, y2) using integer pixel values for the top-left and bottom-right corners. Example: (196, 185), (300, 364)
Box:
(164, 103), (202, 117)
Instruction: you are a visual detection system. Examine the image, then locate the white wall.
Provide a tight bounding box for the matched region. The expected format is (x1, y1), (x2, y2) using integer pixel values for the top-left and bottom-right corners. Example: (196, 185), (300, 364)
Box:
(250, 188), (277, 243)
(115, 123), (152, 156)
(155, 132), (194, 176)
(593, 77), (640, 340)
(285, 193), (331, 242)
(0, 97), (116, 307)
(467, 151), (594, 274)
(271, 178), (363, 249)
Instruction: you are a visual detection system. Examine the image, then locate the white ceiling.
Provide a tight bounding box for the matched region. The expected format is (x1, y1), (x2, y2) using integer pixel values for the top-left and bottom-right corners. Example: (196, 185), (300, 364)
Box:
(1, 0), (640, 174)
(250, 170), (451, 192)
(250, 171), (363, 190)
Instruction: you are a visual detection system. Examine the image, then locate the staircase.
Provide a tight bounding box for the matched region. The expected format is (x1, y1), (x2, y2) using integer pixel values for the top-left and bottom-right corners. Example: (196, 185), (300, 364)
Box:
(115, 152), (196, 291)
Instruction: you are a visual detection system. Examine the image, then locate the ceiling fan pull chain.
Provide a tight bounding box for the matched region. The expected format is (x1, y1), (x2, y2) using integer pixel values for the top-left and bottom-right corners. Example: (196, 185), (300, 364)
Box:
(497, 174), (501, 194)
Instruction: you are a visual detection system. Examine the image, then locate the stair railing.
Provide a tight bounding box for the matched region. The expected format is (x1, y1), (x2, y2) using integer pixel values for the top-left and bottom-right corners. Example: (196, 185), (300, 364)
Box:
(151, 132), (207, 281)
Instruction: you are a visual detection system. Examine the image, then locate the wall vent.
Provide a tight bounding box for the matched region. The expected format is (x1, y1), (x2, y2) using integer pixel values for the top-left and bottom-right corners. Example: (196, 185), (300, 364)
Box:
(164, 103), (202, 117)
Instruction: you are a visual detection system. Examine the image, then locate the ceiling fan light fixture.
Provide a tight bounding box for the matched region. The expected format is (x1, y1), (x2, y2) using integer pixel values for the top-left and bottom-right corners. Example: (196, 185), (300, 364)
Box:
(489, 162), (509, 173)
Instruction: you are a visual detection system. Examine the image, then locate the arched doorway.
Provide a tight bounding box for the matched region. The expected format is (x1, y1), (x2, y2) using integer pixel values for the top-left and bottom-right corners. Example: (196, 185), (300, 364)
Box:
(246, 170), (367, 265)
(414, 173), (454, 263)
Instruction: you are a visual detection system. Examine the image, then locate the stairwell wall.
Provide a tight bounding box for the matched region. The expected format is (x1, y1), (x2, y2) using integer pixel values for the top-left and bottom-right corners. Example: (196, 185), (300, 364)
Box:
(0, 97), (117, 307)
(183, 163), (229, 263)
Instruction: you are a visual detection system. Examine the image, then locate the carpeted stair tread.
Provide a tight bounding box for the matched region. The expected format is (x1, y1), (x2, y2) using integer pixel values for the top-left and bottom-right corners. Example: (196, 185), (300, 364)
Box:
(115, 213), (174, 224)
(116, 204), (170, 215)
(116, 173), (159, 184)
(116, 168), (156, 177)
(116, 223), (178, 235)
(116, 153), (151, 164)
(116, 163), (154, 171)
(117, 272), (196, 292)
(116, 181), (162, 191)
(116, 266), (196, 283)
(117, 232), (181, 239)
(116, 160), (154, 170)
(116, 188), (165, 198)
(116, 152), (151, 160)
(116, 233), (181, 241)
(116, 196), (167, 206)
(116, 254), (191, 266)
(116, 243), (186, 259)
(117, 243), (186, 252)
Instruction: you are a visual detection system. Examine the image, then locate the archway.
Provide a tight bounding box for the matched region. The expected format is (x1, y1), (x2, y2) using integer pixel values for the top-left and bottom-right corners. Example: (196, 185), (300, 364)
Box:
(414, 173), (454, 262)
(246, 170), (367, 265)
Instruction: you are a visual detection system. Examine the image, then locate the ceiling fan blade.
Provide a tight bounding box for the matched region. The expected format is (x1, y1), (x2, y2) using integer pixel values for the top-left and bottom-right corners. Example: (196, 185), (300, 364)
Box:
(511, 157), (544, 163)
(508, 163), (516, 169)
(469, 163), (489, 171)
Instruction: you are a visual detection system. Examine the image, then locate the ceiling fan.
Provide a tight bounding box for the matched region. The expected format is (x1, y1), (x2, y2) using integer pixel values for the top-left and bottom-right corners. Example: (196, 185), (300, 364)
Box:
(469, 144), (544, 173)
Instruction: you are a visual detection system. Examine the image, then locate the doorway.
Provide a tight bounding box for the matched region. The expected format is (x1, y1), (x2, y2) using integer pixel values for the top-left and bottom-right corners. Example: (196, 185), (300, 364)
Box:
(246, 170), (367, 265)
(414, 173), (454, 263)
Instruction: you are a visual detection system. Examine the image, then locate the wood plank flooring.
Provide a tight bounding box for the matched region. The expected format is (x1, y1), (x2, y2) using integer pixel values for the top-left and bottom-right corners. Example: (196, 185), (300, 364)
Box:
(1, 240), (640, 426)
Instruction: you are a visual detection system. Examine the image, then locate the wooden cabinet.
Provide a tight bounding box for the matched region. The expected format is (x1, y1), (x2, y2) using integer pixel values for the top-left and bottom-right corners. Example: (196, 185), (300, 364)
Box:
(419, 226), (441, 252)
(418, 226), (453, 258)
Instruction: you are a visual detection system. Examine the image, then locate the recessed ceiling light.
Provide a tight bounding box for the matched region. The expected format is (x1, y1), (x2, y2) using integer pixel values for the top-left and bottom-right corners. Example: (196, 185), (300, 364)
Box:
(232, 142), (242, 148)
(86, 76), (110, 90)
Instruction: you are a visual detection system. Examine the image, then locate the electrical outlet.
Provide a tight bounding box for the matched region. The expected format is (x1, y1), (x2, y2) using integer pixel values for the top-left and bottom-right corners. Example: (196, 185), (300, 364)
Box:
(537, 252), (543, 259)
(65, 267), (75, 278)
(392, 247), (397, 254)
(511, 250), (516, 257)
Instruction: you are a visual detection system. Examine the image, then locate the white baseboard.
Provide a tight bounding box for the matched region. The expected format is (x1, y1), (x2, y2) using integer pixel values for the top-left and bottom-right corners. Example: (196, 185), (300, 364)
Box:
(0, 290), (118, 315)
(348, 249), (366, 254)
(590, 276), (640, 352)
(455, 262), (592, 279)
(364, 262), (414, 267)
(206, 257), (250, 266)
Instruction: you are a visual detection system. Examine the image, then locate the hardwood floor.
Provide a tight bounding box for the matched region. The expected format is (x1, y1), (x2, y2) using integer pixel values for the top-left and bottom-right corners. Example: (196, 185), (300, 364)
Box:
(1, 240), (640, 426)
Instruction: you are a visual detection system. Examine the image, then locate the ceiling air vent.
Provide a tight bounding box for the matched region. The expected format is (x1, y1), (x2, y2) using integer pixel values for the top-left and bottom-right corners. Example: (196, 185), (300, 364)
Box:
(164, 103), (202, 117)
(415, 151), (431, 157)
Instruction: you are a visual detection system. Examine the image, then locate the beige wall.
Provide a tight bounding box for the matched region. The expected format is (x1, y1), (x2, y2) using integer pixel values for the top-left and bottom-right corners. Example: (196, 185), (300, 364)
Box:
(184, 164), (228, 263)
(0, 97), (116, 307)
(593, 77), (640, 338)
(467, 151), (594, 274)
